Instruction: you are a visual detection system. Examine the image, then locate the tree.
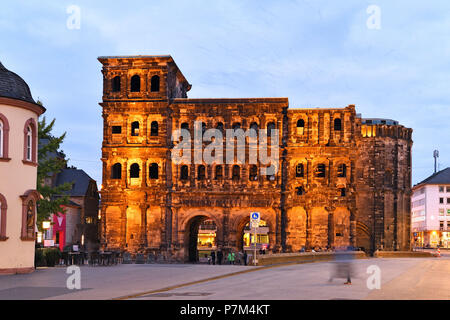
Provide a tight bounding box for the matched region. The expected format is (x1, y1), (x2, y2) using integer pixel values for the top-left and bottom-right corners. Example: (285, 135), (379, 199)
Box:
(37, 116), (72, 230)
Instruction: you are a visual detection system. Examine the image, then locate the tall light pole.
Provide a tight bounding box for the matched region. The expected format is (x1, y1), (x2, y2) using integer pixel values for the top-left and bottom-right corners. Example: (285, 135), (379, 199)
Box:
(433, 150), (439, 173)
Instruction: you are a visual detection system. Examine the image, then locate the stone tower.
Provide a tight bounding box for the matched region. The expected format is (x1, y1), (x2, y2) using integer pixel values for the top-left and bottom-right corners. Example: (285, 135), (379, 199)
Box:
(355, 118), (413, 252)
(98, 56), (190, 253)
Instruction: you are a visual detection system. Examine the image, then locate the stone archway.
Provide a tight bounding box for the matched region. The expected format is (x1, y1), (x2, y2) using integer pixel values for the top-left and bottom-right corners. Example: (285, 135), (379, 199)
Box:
(183, 215), (218, 263)
(235, 215), (273, 253)
(356, 221), (372, 254)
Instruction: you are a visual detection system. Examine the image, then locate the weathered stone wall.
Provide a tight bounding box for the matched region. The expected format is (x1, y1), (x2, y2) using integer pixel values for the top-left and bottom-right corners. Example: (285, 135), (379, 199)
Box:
(98, 56), (413, 260)
(355, 122), (413, 252)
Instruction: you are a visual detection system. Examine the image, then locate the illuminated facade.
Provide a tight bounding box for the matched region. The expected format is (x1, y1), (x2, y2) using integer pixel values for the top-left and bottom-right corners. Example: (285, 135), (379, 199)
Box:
(98, 55), (413, 261)
(0, 62), (45, 273)
(411, 168), (450, 248)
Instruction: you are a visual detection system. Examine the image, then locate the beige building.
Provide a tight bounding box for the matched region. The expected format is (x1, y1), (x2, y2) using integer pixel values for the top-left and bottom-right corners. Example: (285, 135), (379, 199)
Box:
(0, 61), (45, 274)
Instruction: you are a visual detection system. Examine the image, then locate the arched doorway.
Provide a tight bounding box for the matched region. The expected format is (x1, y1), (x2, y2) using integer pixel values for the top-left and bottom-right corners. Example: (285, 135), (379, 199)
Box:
(186, 216), (217, 262)
(237, 218), (270, 253)
(356, 221), (372, 254)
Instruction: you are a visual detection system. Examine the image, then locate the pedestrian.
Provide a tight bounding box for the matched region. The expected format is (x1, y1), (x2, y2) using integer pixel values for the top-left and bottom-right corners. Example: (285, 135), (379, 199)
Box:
(211, 251), (216, 265)
(217, 250), (223, 265)
(243, 250), (248, 266)
(231, 251), (236, 265)
(227, 251), (232, 265)
(329, 246), (354, 285)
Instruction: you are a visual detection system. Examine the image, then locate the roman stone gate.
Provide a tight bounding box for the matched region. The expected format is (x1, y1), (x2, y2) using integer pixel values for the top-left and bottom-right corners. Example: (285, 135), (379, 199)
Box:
(98, 55), (413, 261)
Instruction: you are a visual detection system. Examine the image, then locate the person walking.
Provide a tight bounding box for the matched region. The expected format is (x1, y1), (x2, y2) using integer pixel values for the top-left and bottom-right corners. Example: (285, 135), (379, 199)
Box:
(231, 251), (236, 265)
(243, 250), (248, 266)
(211, 251), (216, 265)
(217, 249), (223, 265)
(227, 251), (232, 265)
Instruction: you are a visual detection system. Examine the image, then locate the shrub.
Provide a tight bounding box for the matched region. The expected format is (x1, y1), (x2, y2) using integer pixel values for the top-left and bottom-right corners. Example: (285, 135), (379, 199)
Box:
(35, 248), (62, 267)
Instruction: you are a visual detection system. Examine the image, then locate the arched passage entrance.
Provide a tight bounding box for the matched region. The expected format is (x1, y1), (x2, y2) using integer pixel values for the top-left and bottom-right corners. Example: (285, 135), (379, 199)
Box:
(185, 216), (217, 262)
(236, 217), (270, 253)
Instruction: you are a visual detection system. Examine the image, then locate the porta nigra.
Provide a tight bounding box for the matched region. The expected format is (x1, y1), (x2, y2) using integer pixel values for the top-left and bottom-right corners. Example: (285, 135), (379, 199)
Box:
(98, 55), (413, 261)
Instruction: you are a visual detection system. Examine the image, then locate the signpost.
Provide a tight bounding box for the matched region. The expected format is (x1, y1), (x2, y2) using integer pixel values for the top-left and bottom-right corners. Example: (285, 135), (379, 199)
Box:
(250, 212), (260, 266)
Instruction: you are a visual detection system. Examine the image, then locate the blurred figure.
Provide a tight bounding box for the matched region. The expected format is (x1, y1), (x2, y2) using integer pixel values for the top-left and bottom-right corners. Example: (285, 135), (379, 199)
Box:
(211, 250), (216, 265)
(329, 246), (355, 285)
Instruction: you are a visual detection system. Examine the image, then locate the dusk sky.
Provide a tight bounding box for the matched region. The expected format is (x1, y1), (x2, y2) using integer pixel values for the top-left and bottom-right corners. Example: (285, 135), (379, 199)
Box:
(1, 0), (449, 185)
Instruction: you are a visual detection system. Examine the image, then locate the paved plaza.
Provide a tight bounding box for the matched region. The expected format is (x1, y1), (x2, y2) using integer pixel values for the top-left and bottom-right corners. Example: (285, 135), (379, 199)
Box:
(0, 252), (448, 300)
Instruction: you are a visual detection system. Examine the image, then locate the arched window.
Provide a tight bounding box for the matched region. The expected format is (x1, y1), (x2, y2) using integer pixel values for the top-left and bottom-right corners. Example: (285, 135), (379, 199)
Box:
(23, 119), (37, 164)
(337, 164), (347, 177)
(0, 113), (9, 159)
(202, 122), (207, 134)
(131, 121), (140, 136)
(296, 164), (304, 178)
(215, 165), (223, 180)
(151, 75), (160, 92)
(249, 165), (258, 181)
(130, 75), (140, 92)
(232, 123), (241, 131)
(315, 164), (326, 178)
(198, 165), (206, 180)
(232, 165), (240, 180)
(151, 121), (158, 136)
(216, 122), (224, 134)
(296, 119), (305, 135)
(130, 163), (140, 178)
(250, 122), (258, 132)
(26, 126), (32, 161)
(334, 118), (342, 131)
(180, 165), (189, 180)
(111, 163), (122, 179)
(112, 76), (121, 92)
(181, 122), (189, 131)
(149, 163), (159, 179)
(0, 193), (7, 240)
(267, 122), (276, 137)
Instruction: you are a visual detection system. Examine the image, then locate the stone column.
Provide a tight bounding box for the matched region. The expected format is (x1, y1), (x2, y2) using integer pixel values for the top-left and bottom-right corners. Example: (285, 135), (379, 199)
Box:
(326, 206), (336, 249)
(172, 206), (179, 249)
(220, 208), (230, 249)
(141, 161), (147, 188)
(305, 206), (312, 250)
(349, 207), (357, 248)
(120, 205), (128, 249)
(100, 205), (108, 250)
(139, 203), (148, 251)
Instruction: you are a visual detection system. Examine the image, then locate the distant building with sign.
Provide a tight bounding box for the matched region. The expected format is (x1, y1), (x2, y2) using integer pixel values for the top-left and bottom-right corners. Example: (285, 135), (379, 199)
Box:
(43, 167), (100, 252)
(411, 167), (450, 248)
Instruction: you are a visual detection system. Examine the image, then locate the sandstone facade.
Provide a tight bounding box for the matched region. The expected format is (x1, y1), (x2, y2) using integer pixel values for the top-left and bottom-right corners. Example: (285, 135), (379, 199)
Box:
(98, 56), (412, 260)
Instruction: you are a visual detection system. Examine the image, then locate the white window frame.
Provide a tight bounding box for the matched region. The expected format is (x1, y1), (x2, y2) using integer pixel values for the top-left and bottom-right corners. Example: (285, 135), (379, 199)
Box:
(26, 126), (32, 161)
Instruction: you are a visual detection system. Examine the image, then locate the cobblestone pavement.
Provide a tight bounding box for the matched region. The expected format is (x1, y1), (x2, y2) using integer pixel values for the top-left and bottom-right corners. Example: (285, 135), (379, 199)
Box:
(0, 255), (448, 300)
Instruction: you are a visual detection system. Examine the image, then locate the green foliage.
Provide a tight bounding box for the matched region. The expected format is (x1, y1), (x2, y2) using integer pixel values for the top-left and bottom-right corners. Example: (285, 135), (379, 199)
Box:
(35, 248), (61, 267)
(37, 116), (72, 229)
